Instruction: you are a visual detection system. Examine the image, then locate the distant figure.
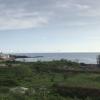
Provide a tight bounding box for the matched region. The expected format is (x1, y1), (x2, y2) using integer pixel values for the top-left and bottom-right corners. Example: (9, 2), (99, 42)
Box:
(97, 55), (100, 67)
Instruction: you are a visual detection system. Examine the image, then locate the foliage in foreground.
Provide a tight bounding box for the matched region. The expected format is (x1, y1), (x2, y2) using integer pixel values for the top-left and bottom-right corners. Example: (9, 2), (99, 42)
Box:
(0, 60), (100, 100)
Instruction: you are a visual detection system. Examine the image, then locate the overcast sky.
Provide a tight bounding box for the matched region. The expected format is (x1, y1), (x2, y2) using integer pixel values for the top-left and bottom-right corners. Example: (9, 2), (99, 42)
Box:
(0, 0), (100, 53)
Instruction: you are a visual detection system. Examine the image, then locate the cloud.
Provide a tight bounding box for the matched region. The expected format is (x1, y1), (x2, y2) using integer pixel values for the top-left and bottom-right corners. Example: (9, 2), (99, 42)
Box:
(56, 0), (90, 10)
(0, 16), (48, 30)
(0, 11), (49, 30)
(0, 0), (100, 30)
(0, 0), (52, 30)
(74, 4), (90, 10)
(0, 6), (49, 30)
(0, 10), (48, 30)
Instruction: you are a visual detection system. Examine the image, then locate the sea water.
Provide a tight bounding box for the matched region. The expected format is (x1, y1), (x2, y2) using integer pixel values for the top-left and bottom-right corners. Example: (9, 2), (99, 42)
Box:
(16, 53), (100, 64)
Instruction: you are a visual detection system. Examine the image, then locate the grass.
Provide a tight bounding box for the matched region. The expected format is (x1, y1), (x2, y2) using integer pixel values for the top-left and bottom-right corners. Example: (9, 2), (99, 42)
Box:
(0, 60), (100, 99)
(63, 73), (100, 88)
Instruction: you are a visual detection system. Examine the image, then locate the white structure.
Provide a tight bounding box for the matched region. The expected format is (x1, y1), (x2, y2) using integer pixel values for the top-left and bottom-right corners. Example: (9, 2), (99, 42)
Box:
(97, 55), (100, 67)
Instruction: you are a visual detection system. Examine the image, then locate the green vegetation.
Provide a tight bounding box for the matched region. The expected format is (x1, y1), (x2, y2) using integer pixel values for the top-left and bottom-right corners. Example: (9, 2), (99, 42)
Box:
(0, 60), (100, 100)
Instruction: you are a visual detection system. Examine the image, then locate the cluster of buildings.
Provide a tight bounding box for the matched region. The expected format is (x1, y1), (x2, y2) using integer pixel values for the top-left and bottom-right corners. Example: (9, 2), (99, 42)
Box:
(0, 53), (15, 61)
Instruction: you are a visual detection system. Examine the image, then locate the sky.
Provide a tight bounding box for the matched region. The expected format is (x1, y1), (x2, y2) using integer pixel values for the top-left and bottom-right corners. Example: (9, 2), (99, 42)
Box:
(0, 0), (100, 53)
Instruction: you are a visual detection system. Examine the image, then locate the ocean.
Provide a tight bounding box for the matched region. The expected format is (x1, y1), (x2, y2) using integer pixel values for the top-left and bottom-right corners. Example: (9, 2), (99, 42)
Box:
(16, 53), (100, 64)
